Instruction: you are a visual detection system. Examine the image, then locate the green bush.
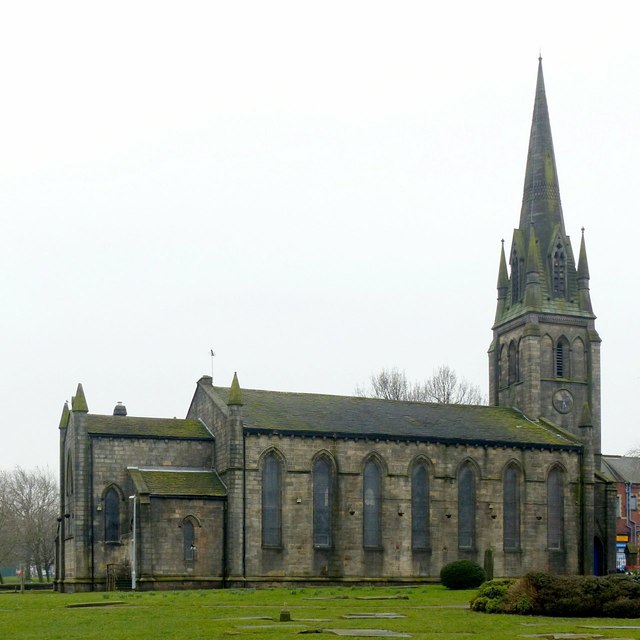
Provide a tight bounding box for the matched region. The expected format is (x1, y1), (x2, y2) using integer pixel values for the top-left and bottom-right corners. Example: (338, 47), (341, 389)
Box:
(469, 579), (515, 612)
(602, 597), (640, 618)
(512, 593), (534, 614)
(440, 560), (486, 590)
(471, 572), (640, 617)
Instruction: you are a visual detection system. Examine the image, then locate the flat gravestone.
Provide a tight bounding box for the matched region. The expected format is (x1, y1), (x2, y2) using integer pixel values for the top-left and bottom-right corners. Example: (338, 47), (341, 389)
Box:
(236, 623), (308, 630)
(354, 595), (409, 601)
(519, 634), (605, 639)
(343, 613), (406, 619)
(317, 630), (411, 638)
(580, 626), (640, 630)
(66, 601), (126, 608)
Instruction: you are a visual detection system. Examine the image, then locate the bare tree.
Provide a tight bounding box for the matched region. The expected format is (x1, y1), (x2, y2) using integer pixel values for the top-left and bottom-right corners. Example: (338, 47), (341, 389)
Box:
(5, 467), (58, 582)
(0, 470), (19, 584)
(357, 368), (411, 401)
(421, 365), (485, 404)
(357, 365), (485, 405)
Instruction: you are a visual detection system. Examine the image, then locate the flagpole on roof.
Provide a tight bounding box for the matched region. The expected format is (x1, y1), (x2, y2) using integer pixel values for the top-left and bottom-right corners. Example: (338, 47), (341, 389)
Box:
(210, 349), (216, 380)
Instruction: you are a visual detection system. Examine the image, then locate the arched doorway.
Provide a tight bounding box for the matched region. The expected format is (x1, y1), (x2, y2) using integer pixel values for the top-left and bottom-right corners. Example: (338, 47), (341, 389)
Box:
(593, 536), (605, 576)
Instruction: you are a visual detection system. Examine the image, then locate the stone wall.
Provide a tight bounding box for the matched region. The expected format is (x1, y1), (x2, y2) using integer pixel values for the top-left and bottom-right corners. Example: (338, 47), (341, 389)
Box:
(242, 432), (581, 581)
(138, 497), (225, 587)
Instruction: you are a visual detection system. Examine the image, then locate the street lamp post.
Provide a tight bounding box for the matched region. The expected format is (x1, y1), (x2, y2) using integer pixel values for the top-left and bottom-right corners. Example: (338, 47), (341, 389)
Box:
(129, 495), (137, 590)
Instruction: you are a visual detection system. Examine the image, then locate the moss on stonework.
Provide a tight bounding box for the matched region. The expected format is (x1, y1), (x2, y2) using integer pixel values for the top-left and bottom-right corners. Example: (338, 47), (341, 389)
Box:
(72, 383), (88, 412)
(227, 372), (243, 406)
(213, 386), (580, 449)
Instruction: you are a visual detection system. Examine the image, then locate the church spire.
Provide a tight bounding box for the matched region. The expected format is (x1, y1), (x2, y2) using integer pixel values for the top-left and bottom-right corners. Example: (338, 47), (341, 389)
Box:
(518, 56), (565, 254)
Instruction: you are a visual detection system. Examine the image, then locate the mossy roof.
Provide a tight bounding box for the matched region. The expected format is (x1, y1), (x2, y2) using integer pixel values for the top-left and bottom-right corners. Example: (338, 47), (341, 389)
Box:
(128, 468), (226, 498)
(213, 387), (580, 450)
(86, 415), (212, 440)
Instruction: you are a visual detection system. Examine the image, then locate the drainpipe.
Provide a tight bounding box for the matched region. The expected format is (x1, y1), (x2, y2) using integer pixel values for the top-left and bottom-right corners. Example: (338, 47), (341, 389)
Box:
(625, 482), (639, 563)
(89, 438), (95, 591)
(222, 499), (228, 588)
(243, 432), (247, 582)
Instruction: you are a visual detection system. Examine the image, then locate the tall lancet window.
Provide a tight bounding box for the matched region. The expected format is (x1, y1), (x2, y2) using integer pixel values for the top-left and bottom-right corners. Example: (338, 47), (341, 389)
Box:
(104, 487), (120, 543)
(508, 340), (518, 385)
(503, 464), (521, 551)
(458, 463), (476, 550)
(363, 459), (382, 549)
(511, 250), (522, 302)
(411, 463), (430, 551)
(555, 337), (570, 378)
(183, 519), (196, 561)
(552, 242), (566, 297)
(547, 467), (565, 550)
(262, 452), (283, 548)
(313, 456), (333, 549)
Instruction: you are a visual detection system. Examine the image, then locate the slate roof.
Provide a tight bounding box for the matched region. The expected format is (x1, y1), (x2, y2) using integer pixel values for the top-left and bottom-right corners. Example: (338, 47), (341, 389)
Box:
(602, 456), (640, 483)
(212, 386), (581, 450)
(128, 467), (227, 498)
(86, 415), (212, 440)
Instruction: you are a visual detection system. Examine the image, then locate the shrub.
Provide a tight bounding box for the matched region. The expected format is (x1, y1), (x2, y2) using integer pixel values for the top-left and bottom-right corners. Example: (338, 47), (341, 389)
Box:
(602, 597), (640, 618)
(512, 593), (534, 614)
(469, 579), (515, 612)
(473, 572), (640, 618)
(440, 560), (486, 590)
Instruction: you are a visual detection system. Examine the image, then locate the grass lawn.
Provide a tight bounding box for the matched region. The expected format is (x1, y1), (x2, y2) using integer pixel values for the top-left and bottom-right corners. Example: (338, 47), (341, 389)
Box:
(1, 585), (639, 639)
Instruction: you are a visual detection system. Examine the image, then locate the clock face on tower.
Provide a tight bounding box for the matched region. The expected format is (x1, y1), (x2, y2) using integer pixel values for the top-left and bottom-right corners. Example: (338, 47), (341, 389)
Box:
(552, 389), (574, 414)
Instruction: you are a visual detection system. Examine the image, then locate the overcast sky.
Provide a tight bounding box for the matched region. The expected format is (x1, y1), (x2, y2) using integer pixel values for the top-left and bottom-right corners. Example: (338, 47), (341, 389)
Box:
(1, 1), (638, 471)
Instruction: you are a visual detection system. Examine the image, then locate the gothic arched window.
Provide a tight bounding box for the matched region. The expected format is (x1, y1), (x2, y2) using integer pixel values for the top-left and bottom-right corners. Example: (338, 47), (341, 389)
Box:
(555, 337), (570, 378)
(262, 452), (283, 548)
(313, 456), (333, 549)
(104, 487), (120, 543)
(552, 242), (566, 297)
(499, 344), (507, 389)
(503, 464), (521, 551)
(547, 467), (564, 550)
(411, 463), (430, 551)
(183, 519), (196, 560)
(458, 463), (476, 550)
(363, 459), (382, 549)
(508, 340), (518, 385)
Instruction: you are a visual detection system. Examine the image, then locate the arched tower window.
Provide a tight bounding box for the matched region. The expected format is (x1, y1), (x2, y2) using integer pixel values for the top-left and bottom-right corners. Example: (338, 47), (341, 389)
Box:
(262, 452), (283, 548)
(183, 519), (196, 560)
(511, 250), (522, 302)
(499, 344), (507, 389)
(552, 242), (566, 297)
(363, 458), (382, 549)
(555, 337), (570, 378)
(503, 464), (521, 551)
(411, 462), (430, 551)
(508, 340), (518, 385)
(313, 456), (334, 549)
(104, 487), (120, 543)
(458, 463), (476, 550)
(547, 467), (565, 550)
(65, 455), (74, 499)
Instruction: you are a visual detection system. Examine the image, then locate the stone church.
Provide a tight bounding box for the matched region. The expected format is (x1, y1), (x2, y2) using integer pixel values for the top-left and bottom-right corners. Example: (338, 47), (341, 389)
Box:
(55, 59), (616, 592)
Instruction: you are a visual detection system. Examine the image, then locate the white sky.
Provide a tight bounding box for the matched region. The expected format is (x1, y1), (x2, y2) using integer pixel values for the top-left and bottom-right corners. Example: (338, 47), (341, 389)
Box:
(1, 1), (639, 471)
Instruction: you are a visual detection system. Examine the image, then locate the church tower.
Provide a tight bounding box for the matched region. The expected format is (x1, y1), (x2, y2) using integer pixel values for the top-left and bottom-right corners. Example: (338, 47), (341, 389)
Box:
(489, 58), (601, 457)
